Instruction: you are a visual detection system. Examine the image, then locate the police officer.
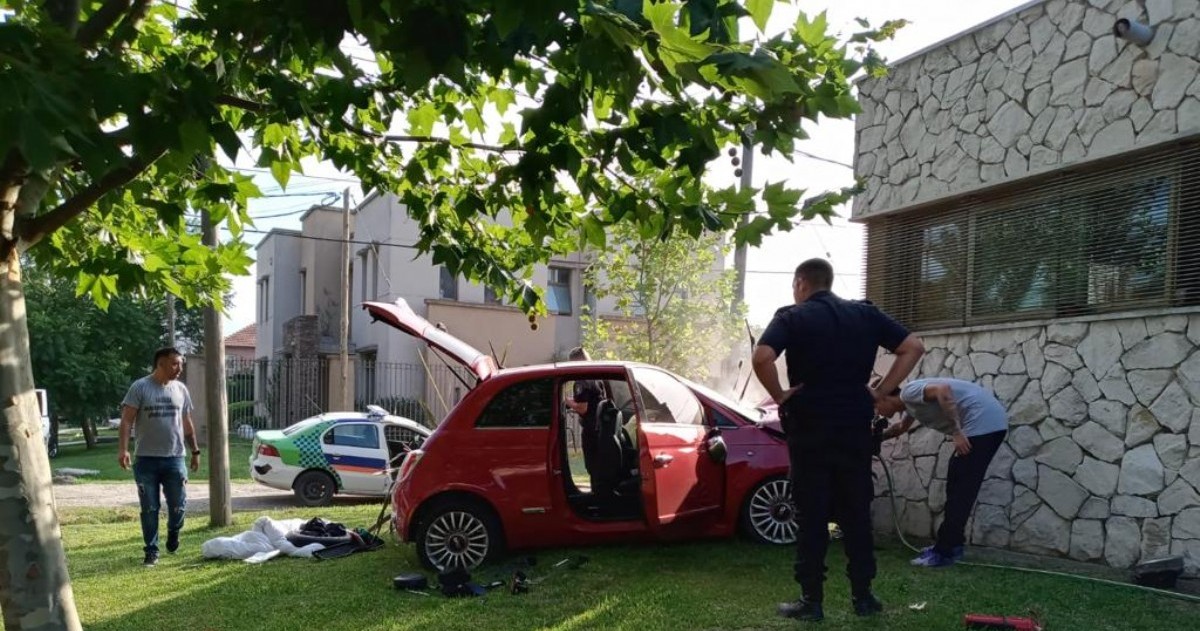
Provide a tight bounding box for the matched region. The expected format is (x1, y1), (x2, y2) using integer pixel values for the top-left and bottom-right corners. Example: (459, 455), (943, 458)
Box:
(752, 258), (924, 621)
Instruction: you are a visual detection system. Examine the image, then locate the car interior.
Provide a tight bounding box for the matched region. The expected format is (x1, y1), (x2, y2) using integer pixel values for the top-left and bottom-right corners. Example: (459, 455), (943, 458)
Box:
(560, 377), (644, 522)
(384, 424), (426, 467)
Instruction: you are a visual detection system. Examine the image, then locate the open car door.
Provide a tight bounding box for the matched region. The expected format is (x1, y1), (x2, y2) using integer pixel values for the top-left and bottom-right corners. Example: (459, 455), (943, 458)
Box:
(632, 367), (724, 534)
(362, 298), (497, 381)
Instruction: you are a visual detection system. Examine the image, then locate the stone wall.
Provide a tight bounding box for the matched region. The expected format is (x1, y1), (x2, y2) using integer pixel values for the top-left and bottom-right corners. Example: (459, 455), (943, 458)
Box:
(872, 312), (1200, 575)
(853, 0), (1200, 218)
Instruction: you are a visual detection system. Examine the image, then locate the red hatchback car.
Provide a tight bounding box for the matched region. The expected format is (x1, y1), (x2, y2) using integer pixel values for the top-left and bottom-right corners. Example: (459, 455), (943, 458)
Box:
(364, 299), (797, 570)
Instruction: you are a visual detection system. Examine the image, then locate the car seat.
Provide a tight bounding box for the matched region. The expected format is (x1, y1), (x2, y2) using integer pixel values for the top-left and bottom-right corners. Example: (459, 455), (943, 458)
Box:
(591, 400), (625, 497)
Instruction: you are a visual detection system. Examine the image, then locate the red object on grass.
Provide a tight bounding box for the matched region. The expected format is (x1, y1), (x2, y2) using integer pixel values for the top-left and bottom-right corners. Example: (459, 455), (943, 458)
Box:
(963, 613), (1043, 630)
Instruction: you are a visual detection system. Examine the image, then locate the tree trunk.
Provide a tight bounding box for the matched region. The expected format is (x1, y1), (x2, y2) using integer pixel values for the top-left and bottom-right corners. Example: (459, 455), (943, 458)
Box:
(0, 250), (82, 631)
(80, 419), (96, 450)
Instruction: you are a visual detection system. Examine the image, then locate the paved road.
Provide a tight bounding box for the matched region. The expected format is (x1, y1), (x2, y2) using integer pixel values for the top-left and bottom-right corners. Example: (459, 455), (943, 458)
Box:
(52, 481), (381, 513)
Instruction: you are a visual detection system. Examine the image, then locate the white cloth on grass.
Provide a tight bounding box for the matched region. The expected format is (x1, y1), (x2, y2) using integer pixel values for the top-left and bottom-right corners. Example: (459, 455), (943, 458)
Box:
(201, 516), (324, 562)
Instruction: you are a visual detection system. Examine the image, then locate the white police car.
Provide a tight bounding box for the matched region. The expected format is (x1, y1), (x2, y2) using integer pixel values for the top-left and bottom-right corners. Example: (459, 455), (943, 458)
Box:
(249, 406), (430, 506)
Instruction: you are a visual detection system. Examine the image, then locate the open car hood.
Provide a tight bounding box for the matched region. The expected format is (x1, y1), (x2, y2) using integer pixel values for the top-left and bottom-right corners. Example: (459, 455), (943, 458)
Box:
(362, 299), (498, 382)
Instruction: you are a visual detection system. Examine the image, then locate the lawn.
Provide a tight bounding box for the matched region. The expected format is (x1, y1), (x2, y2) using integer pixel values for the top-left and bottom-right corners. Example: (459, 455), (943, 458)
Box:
(61, 505), (1199, 631)
(52, 434), (255, 483)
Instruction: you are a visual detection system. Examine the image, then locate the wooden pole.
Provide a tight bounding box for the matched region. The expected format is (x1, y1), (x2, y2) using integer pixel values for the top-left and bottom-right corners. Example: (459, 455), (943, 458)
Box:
(340, 188), (350, 410)
(202, 209), (231, 526)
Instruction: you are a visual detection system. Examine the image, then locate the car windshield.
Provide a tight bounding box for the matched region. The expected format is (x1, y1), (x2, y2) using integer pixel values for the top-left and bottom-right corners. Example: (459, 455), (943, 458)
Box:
(282, 418), (322, 436)
(680, 378), (762, 422)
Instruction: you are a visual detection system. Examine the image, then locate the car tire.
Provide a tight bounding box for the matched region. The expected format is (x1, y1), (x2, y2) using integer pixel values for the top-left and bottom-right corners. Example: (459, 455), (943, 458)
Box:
(293, 470), (337, 507)
(740, 476), (798, 545)
(414, 498), (503, 571)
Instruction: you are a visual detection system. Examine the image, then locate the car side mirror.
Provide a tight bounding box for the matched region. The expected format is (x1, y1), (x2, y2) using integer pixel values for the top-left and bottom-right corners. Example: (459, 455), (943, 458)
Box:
(705, 434), (727, 464)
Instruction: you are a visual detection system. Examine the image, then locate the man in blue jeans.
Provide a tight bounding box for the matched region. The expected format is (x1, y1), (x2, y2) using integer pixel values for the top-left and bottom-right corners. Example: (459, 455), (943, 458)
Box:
(875, 378), (1009, 567)
(119, 347), (201, 566)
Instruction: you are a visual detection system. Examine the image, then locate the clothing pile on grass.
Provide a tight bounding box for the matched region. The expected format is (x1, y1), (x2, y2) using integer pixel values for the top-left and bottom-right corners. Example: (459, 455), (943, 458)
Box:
(201, 516), (384, 563)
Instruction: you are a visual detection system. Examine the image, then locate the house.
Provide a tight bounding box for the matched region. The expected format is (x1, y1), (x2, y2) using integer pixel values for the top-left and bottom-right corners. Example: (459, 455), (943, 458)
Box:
(854, 0), (1200, 576)
(252, 195), (629, 423)
(223, 323), (257, 361)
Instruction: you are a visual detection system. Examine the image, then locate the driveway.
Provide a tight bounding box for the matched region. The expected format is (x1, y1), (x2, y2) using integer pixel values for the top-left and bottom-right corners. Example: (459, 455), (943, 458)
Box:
(51, 481), (381, 513)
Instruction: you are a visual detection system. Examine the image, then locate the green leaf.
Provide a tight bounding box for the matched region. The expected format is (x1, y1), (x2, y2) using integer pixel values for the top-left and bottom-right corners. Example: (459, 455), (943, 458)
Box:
(407, 103), (439, 137)
(177, 119), (209, 155)
(269, 159), (291, 189)
(492, 0), (525, 38)
(212, 122), (242, 161)
(488, 87), (517, 115)
(747, 0), (774, 32)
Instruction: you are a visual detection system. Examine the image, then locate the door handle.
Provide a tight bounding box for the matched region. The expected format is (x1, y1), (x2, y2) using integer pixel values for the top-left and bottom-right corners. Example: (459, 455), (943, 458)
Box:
(653, 454), (673, 467)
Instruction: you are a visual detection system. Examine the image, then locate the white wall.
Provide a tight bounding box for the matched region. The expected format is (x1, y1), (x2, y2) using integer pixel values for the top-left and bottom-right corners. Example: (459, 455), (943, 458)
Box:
(254, 230), (302, 359)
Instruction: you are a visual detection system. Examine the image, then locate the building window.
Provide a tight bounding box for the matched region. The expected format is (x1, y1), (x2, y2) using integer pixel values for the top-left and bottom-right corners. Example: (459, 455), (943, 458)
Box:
(484, 285), (502, 305)
(257, 276), (270, 322)
(865, 143), (1197, 330)
(546, 267), (572, 315)
(439, 266), (458, 300)
(299, 269), (307, 315)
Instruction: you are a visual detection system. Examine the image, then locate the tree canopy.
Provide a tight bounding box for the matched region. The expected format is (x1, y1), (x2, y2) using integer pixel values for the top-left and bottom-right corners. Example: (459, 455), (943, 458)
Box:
(2, 0), (901, 310)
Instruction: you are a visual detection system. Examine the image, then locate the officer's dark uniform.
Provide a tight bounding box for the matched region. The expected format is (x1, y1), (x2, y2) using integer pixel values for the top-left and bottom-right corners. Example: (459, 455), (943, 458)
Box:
(758, 290), (909, 603)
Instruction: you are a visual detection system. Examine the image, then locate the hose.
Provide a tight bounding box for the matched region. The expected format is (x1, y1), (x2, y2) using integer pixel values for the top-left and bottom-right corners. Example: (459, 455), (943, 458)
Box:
(875, 455), (1200, 605)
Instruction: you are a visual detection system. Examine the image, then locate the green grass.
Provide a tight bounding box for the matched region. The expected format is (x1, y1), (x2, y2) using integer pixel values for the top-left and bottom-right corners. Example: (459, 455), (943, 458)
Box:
(61, 505), (1198, 631)
(52, 435), (255, 483)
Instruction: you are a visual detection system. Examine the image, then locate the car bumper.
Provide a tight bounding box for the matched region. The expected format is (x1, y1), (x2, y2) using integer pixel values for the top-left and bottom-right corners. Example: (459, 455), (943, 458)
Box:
(249, 455), (297, 492)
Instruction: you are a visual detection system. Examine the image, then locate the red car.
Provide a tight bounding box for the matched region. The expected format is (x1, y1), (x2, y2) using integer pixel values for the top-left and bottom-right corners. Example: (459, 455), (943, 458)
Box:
(364, 299), (797, 570)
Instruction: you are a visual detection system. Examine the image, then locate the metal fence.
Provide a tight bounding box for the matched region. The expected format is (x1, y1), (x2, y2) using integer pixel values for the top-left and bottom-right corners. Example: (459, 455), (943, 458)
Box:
(224, 356), (467, 431)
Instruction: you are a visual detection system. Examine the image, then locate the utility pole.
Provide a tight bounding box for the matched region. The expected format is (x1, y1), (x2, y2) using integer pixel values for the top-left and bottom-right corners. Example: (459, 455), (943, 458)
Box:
(340, 188), (350, 411)
(732, 128), (754, 311)
(202, 209), (231, 526)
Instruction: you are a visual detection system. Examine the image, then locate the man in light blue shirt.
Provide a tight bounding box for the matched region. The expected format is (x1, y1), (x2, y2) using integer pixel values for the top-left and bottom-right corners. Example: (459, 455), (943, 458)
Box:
(875, 378), (1009, 568)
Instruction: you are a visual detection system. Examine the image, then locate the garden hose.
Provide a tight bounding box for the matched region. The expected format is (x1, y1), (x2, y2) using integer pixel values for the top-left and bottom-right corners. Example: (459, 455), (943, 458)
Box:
(875, 455), (1200, 605)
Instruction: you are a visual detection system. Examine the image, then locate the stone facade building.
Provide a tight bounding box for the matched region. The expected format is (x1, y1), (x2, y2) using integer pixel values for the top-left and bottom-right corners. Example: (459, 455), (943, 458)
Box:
(854, 0), (1200, 575)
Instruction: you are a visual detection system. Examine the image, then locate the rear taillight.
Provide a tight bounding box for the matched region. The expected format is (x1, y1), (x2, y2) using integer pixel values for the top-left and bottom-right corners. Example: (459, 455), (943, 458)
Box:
(396, 449), (424, 483)
(258, 443), (280, 457)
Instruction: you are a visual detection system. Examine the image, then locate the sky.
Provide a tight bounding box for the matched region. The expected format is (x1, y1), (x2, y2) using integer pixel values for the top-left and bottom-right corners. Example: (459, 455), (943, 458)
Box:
(219, 0), (1032, 335)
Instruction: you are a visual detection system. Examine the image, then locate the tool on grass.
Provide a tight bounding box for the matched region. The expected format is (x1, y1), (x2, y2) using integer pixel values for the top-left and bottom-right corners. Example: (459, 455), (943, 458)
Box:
(963, 613), (1043, 630)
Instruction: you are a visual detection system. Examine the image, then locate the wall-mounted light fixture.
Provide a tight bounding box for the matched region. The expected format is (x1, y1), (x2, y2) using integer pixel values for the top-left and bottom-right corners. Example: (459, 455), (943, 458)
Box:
(1113, 18), (1154, 46)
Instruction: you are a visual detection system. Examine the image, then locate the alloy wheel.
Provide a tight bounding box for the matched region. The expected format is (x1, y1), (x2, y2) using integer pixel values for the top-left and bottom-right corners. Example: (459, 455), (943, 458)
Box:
(424, 510), (490, 570)
(748, 479), (798, 544)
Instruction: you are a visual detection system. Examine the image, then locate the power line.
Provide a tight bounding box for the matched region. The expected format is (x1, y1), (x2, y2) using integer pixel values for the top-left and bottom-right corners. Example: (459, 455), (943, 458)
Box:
(225, 227), (420, 250)
(225, 165), (361, 184)
(746, 269), (863, 277)
(795, 150), (853, 170)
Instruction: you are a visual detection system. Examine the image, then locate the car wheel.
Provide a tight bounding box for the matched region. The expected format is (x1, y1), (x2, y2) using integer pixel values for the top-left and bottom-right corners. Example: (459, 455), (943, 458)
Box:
(415, 498), (502, 571)
(741, 476), (797, 545)
(293, 470), (336, 507)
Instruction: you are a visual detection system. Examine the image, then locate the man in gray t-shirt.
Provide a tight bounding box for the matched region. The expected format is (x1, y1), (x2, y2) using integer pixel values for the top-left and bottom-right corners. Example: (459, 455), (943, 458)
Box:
(119, 347), (201, 566)
(875, 378), (1008, 568)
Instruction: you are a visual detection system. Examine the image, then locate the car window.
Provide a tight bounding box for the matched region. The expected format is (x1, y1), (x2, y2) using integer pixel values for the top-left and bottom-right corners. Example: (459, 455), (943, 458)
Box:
(476, 378), (555, 428)
(680, 377), (760, 422)
(323, 423), (381, 449)
(631, 367), (703, 425)
(283, 419), (322, 436)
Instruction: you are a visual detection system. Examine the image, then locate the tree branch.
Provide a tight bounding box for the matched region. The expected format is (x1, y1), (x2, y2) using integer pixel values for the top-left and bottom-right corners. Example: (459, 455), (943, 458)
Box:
(342, 121), (521, 154)
(215, 94), (267, 112)
(108, 0), (151, 51)
(16, 149), (165, 249)
(45, 0), (82, 34)
(77, 0), (131, 49)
